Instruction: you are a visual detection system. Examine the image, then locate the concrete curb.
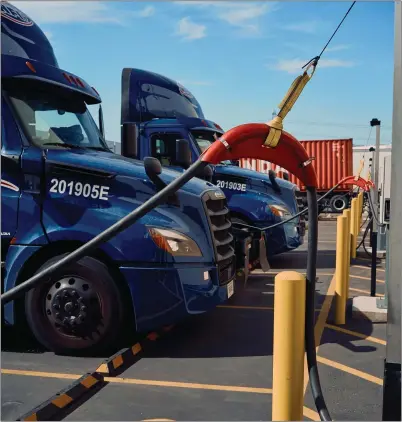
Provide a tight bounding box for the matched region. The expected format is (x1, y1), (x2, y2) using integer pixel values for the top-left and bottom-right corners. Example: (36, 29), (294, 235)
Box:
(17, 372), (103, 421)
(16, 325), (175, 420)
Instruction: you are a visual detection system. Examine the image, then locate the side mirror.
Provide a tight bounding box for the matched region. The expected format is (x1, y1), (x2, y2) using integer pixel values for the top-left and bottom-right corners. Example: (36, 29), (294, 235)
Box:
(98, 105), (105, 139)
(283, 172), (289, 181)
(268, 170), (281, 194)
(144, 157), (179, 206)
(121, 123), (138, 159)
(144, 156), (162, 179)
(231, 160), (240, 167)
(176, 139), (192, 169)
(203, 165), (213, 183)
(195, 163), (213, 182)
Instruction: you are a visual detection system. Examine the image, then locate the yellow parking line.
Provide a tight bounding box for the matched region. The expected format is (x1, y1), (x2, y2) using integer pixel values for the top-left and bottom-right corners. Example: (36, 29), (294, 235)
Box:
(325, 324), (386, 345)
(303, 406), (320, 421)
(217, 305), (323, 312)
(0, 369), (322, 420)
(2, 369), (77, 380)
(316, 356), (383, 385)
(349, 274), (385, 283)
(353, 265), (385, 273)
(1, 368), (273, 395)
(349, 287), (384, 297)
(252, 271), (334, 278)
(218, 305), (273, 311)
(303, 274), (337, 395)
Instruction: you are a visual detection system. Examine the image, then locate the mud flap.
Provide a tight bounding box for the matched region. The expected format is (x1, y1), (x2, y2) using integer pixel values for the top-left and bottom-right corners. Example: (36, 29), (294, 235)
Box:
(259, 233), (271, 272)
(233, 231), (252, 286)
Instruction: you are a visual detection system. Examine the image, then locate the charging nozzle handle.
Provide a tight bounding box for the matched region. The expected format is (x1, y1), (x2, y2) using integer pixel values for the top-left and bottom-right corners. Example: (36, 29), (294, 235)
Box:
(1, 160), (208, 306)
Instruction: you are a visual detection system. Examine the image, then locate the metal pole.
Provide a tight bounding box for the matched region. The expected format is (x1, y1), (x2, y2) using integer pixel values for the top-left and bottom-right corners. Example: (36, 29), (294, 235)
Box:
(369, 119), (380, 297)
(382, 2), (401, 420)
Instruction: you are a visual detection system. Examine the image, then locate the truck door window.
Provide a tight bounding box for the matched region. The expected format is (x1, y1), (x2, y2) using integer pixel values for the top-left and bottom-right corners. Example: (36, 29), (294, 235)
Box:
(5, 85), (109, 151)
(190, 130), (232, 165)
(150, 133), (182, 167)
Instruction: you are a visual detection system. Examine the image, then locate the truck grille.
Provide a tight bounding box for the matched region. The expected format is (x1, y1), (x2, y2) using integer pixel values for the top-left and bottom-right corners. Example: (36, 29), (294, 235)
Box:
(202, 191), (236, 285)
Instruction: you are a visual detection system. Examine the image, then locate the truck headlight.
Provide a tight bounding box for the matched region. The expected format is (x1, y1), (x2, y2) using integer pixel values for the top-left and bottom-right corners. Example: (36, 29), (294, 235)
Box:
(148, 228), (202, 257)
(268, 204), (292, 218)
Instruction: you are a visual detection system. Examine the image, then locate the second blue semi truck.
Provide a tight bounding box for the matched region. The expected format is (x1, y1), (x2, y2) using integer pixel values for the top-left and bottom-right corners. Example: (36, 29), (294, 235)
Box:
(1, 2), (238, 355)
(107, 68), (306, 266)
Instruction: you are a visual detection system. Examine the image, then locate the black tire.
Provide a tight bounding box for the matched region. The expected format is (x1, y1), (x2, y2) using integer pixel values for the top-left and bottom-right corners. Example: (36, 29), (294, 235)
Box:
(25, 254), (125, 355)
(329, 194), (348, 213)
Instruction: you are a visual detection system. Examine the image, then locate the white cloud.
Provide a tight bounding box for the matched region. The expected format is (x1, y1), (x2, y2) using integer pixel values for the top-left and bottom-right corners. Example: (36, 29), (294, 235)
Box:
(12, 1), (123, 24)
(12, 1), (156, 25)
(325, 44), (352, 52)
(283, 20), (322, 34)
(220, 4), (270, 27)
(174, 1), (278, 35)
(176, 17), (206, 41)
(269, 58), (355, 74)
(137, 6), (155, 18)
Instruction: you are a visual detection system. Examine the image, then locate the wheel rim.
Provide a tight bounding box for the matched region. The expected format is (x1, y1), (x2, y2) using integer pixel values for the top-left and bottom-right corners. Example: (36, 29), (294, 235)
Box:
(333, 198), (346, 211)
(45, 276), (105, 339)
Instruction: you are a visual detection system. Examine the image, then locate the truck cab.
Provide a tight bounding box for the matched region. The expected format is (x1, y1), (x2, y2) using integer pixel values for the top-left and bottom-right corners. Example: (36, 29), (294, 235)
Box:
(1, 2), (236, 355)
(117, 68), (305, 265)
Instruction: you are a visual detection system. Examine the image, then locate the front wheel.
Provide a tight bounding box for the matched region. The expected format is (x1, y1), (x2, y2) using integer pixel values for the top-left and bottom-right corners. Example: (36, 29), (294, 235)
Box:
(25, 255), (125, 355)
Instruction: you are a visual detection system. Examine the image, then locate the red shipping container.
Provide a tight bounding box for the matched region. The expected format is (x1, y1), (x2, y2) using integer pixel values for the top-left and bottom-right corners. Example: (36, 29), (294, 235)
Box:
(240, 138), (353, 192)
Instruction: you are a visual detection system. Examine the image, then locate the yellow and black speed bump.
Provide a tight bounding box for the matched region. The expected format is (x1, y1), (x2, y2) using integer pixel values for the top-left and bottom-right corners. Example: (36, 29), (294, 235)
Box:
(96, 325), (175, 377)
(16, 371), (103, 421)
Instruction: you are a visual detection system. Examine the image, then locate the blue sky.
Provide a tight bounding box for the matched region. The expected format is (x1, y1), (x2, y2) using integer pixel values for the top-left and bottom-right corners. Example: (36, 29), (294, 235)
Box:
(15, 1), (396, 145)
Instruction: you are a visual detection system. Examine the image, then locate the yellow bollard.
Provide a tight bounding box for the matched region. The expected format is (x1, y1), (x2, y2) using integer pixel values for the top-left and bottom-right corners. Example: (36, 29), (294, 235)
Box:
(272, 271), (306, 421)
(350, 198), (358, 259)
(355, 196), (360, 251)
(335, 215), (348, 325)
(343, 208), (351, 299)
(357, 192), (364, 229)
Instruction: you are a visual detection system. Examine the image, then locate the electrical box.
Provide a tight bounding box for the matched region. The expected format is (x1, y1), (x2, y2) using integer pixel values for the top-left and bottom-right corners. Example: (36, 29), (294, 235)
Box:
(380, 155), (392, 224)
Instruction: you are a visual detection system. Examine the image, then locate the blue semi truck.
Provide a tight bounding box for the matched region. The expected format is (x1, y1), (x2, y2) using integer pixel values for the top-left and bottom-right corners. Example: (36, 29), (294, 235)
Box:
(108, 68), (305, 266)
(1, 2), (238, 354)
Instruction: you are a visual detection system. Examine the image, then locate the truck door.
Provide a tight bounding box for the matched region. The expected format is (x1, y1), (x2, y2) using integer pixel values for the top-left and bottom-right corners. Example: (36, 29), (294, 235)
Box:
(147, 130), (189, 169)
(1, 98), (23, 262)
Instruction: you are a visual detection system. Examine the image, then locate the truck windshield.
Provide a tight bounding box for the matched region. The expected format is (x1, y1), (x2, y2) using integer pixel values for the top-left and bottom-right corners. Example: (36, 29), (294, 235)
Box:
(190, 129), (232, 165)
(6, 85), (109, 151)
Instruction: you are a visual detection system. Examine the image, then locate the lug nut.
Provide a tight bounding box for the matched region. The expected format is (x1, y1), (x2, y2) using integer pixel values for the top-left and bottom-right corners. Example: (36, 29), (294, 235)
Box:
(80, 305), (87, 312)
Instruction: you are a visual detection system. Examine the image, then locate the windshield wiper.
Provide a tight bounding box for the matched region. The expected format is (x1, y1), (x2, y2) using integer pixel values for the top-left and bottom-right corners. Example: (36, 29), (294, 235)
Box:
(42, 142), (85, 149)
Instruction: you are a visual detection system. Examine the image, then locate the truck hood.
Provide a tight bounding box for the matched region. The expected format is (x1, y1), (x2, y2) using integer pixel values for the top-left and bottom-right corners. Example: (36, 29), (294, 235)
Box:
(44, 148), (218, 197)
(215, 165), (299, 214)
(217, 165), (296, 190)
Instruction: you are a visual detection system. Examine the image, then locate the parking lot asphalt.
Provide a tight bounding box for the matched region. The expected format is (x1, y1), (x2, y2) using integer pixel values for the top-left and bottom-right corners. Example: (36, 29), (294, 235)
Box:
(1, 220), (387, 421)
